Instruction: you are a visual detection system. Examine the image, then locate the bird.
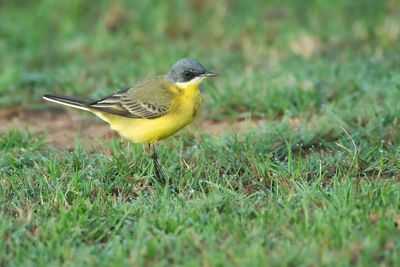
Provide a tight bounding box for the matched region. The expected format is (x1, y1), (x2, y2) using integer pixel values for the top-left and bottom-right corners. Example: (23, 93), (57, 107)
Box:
(43, 58), (217, 184)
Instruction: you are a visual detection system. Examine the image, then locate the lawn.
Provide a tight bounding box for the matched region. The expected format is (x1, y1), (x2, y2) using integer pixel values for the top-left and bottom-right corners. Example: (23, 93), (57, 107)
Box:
(1, 0), (400, 266)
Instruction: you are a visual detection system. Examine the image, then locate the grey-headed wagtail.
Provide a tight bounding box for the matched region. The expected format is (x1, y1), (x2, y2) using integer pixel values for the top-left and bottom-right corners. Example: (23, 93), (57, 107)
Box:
(43, 58), (217, 183)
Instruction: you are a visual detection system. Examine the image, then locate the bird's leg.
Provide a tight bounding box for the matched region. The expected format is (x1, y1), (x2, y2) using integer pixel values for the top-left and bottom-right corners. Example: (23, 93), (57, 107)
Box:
(150, 144), (165, 184)
(149, 144), (178, 194)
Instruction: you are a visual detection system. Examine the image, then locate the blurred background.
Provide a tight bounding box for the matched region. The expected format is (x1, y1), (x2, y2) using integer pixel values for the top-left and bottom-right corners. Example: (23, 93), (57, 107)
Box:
(0, 0), (399, 129)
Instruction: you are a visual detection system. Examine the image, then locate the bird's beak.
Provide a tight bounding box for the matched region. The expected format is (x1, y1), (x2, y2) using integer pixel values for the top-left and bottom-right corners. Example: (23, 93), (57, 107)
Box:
(202, 71), (217, 78)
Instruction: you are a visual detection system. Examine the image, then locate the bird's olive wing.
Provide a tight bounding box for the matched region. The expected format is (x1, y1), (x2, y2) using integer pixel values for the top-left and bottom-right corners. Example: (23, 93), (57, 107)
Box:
(89, 77), (174, 119)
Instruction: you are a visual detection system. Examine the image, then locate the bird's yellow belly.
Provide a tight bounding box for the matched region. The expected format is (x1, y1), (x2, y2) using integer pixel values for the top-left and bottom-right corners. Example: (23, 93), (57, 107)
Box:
(95, 86), (202, 143)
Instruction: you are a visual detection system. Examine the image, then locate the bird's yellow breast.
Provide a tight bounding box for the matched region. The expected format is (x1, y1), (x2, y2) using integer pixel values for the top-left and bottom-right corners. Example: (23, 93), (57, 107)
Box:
(94, 83), (202, 143)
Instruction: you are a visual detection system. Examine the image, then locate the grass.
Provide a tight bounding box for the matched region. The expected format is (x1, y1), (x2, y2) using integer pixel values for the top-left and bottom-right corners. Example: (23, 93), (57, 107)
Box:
(1, 0), (400, 266)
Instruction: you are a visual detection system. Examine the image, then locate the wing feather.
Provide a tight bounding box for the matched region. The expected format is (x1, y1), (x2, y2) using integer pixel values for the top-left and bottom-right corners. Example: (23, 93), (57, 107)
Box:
(88, 77), (174, 119)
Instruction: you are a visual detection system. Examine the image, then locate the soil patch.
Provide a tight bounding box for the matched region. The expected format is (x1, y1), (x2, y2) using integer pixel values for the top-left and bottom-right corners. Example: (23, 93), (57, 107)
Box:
(0, 107), (262, 148)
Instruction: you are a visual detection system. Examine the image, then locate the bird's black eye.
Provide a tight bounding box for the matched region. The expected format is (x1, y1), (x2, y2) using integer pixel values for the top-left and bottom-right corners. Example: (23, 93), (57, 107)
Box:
(184, 70), (194, 79)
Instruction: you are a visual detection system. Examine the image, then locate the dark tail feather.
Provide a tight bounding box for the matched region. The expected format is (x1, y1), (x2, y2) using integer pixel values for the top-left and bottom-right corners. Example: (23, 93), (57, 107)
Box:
(42, 94), (90, 111)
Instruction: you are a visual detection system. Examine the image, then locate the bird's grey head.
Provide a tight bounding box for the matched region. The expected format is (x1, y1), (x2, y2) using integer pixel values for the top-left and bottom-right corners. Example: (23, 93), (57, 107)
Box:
(166, 58), (217, 84)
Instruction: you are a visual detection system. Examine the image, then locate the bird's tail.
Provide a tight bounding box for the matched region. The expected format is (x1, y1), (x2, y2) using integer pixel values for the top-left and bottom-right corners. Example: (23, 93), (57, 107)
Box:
(42, 94), (90, 111)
